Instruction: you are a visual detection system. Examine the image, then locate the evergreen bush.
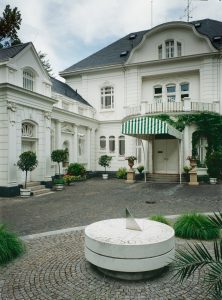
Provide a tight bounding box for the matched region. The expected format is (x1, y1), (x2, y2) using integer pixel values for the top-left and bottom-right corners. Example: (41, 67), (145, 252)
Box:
(67, 163), (86, 177)
(116, 167), (127, 179)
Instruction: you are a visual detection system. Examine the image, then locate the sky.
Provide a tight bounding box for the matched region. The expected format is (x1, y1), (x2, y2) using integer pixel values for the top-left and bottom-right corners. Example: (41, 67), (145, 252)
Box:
(0, 0), (222, 79)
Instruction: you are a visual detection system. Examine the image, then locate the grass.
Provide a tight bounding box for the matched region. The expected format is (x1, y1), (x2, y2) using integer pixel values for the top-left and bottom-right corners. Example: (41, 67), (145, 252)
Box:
(149, 214), (171, 226)
(0, 224), (25, 265)
(173, 213), (220, 240)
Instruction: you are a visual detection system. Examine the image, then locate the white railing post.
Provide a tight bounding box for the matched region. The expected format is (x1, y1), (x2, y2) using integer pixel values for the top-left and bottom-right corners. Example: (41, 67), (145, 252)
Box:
(141, 101), (147, 114)
(183, 97), (191, 112)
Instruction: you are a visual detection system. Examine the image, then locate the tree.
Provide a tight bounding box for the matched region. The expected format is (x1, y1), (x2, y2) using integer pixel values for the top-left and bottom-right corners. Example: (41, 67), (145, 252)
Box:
(51, 149), (69, 176)
(38, 51), (53, 76)
(98, 155), (112, 173)
(17, 151), (38, 189)
(0, 5), (22, 47)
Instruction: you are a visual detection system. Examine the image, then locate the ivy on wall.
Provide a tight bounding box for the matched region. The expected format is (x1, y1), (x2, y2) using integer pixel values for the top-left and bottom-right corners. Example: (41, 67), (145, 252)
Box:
(156, 112), (222, 158)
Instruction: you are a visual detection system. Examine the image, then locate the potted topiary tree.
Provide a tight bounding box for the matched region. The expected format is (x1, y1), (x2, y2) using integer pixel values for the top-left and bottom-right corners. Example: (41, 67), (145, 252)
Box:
(51, 149), (69, 190)
(17, 151), (38, 197)
(98, 155), (112, 179)
(51, 149), (69, 176)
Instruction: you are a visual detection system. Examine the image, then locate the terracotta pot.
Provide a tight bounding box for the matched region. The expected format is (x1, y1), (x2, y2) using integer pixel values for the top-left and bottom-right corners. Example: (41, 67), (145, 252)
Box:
(128, 160), (134, 169)
(189, 159), (197, 168)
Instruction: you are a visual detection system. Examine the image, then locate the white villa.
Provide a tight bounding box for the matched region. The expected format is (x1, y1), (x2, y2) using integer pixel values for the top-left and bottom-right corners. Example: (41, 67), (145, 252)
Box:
(0, 18), (222, 196)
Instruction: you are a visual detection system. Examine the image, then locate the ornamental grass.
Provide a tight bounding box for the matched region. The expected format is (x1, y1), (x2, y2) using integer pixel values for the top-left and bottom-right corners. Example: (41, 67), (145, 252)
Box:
(174, 213), (220, 240)
(149, 215), (171, 226)
(0, 225), (25, 265)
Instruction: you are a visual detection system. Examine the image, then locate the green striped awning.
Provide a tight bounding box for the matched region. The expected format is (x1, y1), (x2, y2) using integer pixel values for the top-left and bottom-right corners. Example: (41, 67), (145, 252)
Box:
(122, 116), (182, 139)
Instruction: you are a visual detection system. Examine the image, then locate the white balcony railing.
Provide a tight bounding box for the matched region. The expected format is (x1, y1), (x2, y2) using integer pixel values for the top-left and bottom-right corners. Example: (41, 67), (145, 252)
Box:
(124, 99), (220, 118)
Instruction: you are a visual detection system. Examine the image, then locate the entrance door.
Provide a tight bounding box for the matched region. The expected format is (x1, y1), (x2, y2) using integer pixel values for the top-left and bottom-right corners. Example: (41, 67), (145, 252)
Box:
(154, 139), (179, 174)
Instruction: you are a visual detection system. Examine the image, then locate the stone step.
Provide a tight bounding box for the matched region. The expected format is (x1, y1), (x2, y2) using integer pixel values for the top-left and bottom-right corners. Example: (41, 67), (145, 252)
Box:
(34, 191), (55, 197)
(30, 185), (46, 191)
(32, 188), (52, 196)
(146, 174), (181, 183)
(26, 181), (40, 187)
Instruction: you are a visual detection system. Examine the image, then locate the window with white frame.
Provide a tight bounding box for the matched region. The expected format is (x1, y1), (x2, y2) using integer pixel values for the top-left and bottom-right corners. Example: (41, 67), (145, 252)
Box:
(118, 136), (125, 156)
(78, 135), (85, 156)
(154, 85), (162, 103)
(136, 139), (142, 164)
(109, 136), (115, 153)
(165, 40), (174, 58)
(101, 86), (114, 109)
(23, 69), (34, 91)
(158, 45), (162, 59)
(180, 83), (189, 101)
(177, 42), (182, 57)
(166, 84), (176, 102)
(100, 136), (106, 150)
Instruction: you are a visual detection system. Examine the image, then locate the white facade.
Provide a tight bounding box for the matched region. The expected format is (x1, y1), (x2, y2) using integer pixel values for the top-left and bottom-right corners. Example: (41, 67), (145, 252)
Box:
(0, 20), (222, 195)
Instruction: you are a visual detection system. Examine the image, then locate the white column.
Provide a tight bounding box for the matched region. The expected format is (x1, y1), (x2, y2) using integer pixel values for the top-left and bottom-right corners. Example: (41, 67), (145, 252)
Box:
(43, 112), (52, 181)
(7, 102), (17, 186)
(74, 125), (78, 162)
(55, 120), (62, 148)
(91, 128), (96, 171)
(87, 127), (91, 170)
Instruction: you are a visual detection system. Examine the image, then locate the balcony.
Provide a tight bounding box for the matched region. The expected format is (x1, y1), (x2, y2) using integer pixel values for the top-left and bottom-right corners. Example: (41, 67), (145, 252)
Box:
(124, 98), (220, 118)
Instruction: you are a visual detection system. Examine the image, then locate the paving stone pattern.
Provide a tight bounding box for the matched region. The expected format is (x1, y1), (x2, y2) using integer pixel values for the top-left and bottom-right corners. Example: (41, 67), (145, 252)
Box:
(0, 231), (213, 300)
(0, 179), (222, 235)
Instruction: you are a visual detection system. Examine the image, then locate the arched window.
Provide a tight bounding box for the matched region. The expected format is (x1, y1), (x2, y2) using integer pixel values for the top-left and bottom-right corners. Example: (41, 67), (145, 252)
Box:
(158, 45), (162, 59)
(166, 84), (176, 102)
(23, 69), (34, 91)
(177, 42), (182, 57)
(118, 136), (125, 156)
(109, 136), (115, 153)
(100, 136), (106, 150)
(101, 86), (114, 109)
(22, 122), (35, 137)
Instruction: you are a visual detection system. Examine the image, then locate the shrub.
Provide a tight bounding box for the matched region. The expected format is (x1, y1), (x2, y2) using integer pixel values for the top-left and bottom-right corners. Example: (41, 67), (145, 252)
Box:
(63, 174), (75, 185)
(174, 213), (220, 240)
(206, 151), (222, 179)
(0, 225), (25, 265)
(137, 165), (144, 174)
(197, 175), (209, 183)
(67, 163), (86, 177)
(116, 167), (127, 179)
(149, 215), (171, 225)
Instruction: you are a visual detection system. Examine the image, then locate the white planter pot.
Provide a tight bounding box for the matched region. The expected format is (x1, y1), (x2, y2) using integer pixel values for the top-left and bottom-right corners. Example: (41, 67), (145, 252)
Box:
(196, 167), (208, 176)
(102, 174), (108, 180)
(20, 188), (31, 197)
(209, 178), (217, 184)
(55, 184), (64, 191)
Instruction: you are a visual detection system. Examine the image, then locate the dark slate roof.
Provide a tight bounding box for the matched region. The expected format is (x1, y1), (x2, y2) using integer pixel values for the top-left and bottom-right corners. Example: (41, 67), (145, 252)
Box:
(62, 30), (148, 73)
(62, 19), (222, 74)
(50, 77), (92, 107)
(0, 42), (30, 61)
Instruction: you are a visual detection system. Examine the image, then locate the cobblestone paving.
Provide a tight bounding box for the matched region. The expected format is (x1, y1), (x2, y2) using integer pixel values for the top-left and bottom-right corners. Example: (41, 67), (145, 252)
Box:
(0, 179), (222, 235)
(0, 231), (213, 300)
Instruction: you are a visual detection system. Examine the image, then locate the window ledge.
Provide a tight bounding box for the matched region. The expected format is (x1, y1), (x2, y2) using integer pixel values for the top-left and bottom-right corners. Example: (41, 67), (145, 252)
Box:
(100, 109), (115, 113)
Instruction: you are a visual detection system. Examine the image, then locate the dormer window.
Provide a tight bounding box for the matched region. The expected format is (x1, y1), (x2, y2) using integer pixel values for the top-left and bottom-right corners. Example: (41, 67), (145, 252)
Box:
(101, 86), (114, 110)
(165, 40), (174, 58)
(158, 40), (182, 59)
(23, 69), (34, 91)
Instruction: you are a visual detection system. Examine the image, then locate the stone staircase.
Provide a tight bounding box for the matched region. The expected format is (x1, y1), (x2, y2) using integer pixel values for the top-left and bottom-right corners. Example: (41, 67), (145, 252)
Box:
(145, 173), (184, 183)
(26, 181), (54, 196)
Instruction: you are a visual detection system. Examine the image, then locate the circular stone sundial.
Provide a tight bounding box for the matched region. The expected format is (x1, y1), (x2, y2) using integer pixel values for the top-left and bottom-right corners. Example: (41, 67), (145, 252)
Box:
(85, 215), (175, 280)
